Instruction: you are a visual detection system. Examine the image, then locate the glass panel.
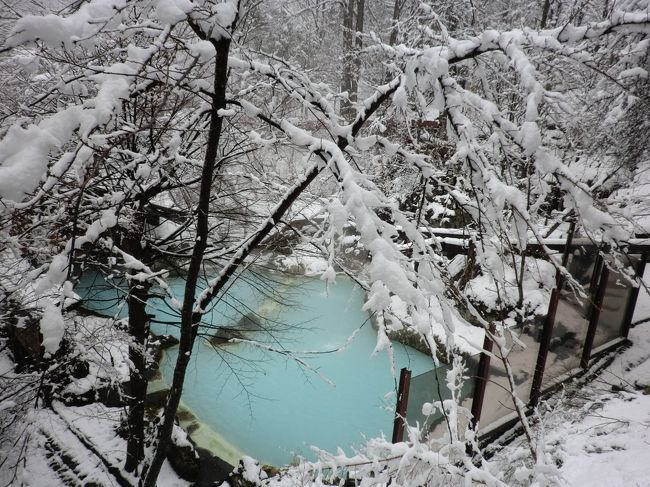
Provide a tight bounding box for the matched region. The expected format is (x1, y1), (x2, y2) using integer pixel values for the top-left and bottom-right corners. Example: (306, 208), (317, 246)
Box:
(405, 356), (478, 438)
(592, 255), (640, 350)
(632, 264), (650, 323)
(479, 323), (541, 428)
(542, 247), (596, 388)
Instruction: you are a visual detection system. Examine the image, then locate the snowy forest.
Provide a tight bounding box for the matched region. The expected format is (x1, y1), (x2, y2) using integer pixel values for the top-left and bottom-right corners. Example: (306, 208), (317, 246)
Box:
(1, 0), (649, 486)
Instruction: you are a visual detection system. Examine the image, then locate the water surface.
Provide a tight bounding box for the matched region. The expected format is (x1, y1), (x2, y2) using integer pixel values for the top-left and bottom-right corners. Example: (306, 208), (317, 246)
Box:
(76, 271), (434, 465)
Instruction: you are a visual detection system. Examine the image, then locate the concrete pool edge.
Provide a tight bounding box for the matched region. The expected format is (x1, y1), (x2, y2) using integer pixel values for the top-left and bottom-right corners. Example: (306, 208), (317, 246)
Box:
(148, 372), (245, 469)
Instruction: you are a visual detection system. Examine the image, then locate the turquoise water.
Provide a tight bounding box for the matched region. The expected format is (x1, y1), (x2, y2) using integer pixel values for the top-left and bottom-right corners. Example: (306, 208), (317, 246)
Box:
(76, 271), (435, 465)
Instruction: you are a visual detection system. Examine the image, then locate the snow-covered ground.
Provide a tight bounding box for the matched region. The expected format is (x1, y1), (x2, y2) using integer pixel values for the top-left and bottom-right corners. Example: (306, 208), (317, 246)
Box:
(554, 324), (650, 486)
(556, 269), (650, 486)
(559, 380), (650, 485)
(10, 403), (188, 487)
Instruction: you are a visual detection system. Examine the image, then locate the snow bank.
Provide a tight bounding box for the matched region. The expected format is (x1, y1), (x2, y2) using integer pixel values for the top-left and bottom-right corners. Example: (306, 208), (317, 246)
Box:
(465, 255), (556, 321)
(381, 294), (484, 356)
(39, 301), (65, 356)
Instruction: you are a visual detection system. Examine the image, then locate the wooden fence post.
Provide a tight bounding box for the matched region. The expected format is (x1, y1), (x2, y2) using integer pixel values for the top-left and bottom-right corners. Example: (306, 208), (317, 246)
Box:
(392, 368), (411, 443)
(530, 221), (575, 406)
(470, 324), (494, 428)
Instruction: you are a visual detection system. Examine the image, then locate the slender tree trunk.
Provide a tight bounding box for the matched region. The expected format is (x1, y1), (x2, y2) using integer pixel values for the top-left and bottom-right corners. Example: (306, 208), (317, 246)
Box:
(141, 32), (233, 487)
(341, 0), (355, 119)
(540, 0), (552, 28)
(124, 212), (151, 473)
(341, 0), (364, 120)
(389, 0), (402, 46)
(351, 0), (365, 102)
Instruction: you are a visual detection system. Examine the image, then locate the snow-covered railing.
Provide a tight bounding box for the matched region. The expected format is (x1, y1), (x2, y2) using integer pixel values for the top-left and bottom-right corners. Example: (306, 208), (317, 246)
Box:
(393, 234), (649, 442)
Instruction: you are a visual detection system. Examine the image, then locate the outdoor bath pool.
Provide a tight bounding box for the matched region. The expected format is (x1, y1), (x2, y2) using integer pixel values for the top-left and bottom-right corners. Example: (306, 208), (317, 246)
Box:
(76, 270), (435, 466)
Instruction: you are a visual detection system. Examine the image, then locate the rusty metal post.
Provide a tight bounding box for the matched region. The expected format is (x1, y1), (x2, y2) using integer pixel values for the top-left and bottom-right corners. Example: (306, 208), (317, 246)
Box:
(392, 368), (411, 443)
(529, 221), (575, 406)
(470, 323), (495, 428)
(529, 287), (561, 406)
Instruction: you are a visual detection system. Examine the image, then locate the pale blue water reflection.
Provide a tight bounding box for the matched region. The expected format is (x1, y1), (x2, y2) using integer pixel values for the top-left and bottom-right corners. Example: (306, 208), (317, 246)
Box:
(76, 271), (434, 466)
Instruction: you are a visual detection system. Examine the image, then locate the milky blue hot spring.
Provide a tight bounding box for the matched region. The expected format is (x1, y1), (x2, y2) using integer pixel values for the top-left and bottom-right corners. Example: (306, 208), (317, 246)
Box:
(76, 270), (435, 466)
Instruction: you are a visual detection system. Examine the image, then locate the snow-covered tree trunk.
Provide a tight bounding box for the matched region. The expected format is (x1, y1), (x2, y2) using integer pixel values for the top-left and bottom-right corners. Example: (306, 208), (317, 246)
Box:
(341, 0), (365, 119)
(123, 208), (152, 473)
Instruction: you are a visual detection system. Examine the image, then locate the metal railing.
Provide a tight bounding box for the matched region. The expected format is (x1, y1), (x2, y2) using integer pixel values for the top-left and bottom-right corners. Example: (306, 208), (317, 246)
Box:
(392, 236), (649, 442)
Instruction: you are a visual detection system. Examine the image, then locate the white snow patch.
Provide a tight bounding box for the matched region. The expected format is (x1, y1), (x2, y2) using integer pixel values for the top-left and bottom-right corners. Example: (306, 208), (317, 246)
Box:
(40, 301), (65, 356)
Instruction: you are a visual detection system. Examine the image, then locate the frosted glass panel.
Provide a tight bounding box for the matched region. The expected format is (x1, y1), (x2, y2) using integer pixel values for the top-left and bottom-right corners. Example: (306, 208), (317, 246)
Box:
(543, 248), (595, 388)
(406, 357), (478, 437)
(479, 324), (541, 428)
(592, 256), (639, 350)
